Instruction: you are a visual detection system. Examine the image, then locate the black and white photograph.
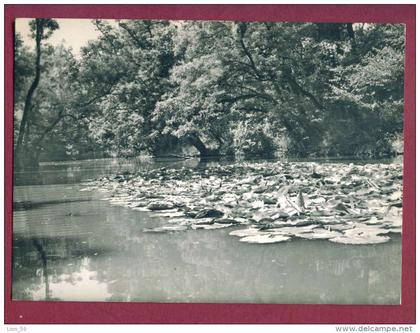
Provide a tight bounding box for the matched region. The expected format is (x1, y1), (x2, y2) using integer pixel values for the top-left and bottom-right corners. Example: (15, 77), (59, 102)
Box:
(12, 18), (404, 304)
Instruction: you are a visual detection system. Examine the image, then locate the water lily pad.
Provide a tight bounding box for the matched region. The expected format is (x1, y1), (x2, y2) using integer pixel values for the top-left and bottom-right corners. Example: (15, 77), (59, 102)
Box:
(263, 196), (277, 205)
(253, 186), (267, 194)
(328, 224), (393, 244)
(213, 218), (241, 225)
(86, 160), (402, 246)
(343, 224), (388, 237)
(147, 201), (175, 210)
(385, 227), (402, 234)
(191, 223), (232, 230)
(130, 200), (149, 208)
(239, 234), (291, 244)
(329, 235), (391, 245)
(294, 228), (342, 240)
(323, 223), (354, 231)
(365, 217), (383, 225)
(251, 200), (265, 209)
(310, 197), (327, 205)
(266, 225), (319, 236)
(389, 190), (402, 201)
(229, 227), (262, 237)
(151, 210), (185, 218)
(131, 207), (150, 212)
(195, 208), (224, 219)
(189, 217), (214, 224)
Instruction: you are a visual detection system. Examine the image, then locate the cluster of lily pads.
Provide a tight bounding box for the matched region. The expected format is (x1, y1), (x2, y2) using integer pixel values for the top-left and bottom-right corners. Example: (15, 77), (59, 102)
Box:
(81, 161), (402, 245)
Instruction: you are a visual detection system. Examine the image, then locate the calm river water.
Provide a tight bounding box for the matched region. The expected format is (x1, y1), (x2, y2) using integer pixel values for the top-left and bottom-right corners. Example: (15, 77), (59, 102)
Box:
(12, 157), (401, 304)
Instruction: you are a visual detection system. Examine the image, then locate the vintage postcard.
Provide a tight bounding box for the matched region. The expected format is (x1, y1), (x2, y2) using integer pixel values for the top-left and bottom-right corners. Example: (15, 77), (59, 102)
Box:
(5, 4), (415, 325)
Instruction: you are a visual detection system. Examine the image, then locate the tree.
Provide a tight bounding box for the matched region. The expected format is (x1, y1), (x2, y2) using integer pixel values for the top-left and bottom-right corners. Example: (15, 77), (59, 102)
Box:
(154, 21), (328, 156)
(14, 31), (104, 163)
(79, 19), (176, 157)
(14, 20), (405, 162)
(26, 45), (99, 161)
(14, 33), (33, 144)
(15, 19), (59, 169)
(321, 24), (405, 156)
(154, 21), (404, 157)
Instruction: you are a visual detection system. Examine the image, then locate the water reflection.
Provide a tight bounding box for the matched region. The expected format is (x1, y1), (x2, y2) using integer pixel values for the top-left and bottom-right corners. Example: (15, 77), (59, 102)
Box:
(33, 257), (111, 302)
(13, 235), (113, 301)
(13, 156), (397, 186)
(12, 157), (401, 304)
(13, 197), (401, 303)
(31, 238), (51, 300)
(13, 157), (201, 186)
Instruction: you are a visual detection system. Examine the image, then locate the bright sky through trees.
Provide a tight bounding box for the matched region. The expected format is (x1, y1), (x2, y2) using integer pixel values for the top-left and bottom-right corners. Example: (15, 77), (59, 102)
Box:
(16, 18), (101, 57)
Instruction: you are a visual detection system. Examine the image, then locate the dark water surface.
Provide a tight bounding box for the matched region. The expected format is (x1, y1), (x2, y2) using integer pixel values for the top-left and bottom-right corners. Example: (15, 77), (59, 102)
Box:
(12, 157), (401, 304)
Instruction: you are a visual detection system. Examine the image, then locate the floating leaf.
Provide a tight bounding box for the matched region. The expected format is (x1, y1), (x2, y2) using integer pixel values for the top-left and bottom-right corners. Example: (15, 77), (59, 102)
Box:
(329, 235), (391, 245)
(151, 210), (185, 218)
(239, 234), (291, 244)
(213, 218), (241, 225)
(147, 201), (175, 211)
(294, 228), (342, 240)
(229, 227), (262, 237)
(263, 196), (277, 205)
(87, 160), (402, 246)
(195, 208), (224, 219)
(192, 223), (233, 230)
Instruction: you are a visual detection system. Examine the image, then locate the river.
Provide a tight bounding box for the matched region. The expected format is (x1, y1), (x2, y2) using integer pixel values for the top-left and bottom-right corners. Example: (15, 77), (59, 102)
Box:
(12, 157), (401, 304)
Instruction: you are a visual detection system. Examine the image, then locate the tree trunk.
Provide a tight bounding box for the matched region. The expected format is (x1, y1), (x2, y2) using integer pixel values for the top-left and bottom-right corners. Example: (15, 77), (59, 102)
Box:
(184, 133), (219, 157)
(15, 20), (43, 169)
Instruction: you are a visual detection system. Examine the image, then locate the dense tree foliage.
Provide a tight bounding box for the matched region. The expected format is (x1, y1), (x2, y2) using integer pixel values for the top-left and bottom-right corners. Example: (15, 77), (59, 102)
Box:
(77, 20), (176, 157)
(14, 33), (102, 163)
(155, 21), (404, 157)
(14, 20), (405, 168)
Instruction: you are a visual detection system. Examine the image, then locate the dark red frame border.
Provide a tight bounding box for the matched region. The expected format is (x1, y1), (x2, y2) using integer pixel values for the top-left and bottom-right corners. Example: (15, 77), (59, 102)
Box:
(4, 4), (415, 324)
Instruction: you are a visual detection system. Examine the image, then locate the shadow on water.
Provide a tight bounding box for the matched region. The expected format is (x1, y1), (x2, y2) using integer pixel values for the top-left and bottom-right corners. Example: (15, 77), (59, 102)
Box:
(13, 198), (92, 211)
(30, 238), (51, 300)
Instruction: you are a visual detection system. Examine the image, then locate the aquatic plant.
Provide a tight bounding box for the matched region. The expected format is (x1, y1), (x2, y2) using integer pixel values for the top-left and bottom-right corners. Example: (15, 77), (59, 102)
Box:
(82, 161), (402, 245)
